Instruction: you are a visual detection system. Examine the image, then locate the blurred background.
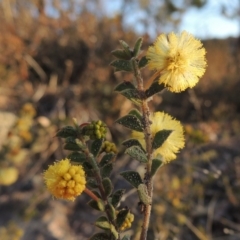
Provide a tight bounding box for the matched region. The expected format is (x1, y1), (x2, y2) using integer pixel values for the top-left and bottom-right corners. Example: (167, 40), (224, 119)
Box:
(0, 0), (239, 239)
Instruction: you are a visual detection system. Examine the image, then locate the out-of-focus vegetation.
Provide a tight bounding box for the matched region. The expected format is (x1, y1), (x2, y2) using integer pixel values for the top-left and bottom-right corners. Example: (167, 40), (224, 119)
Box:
(0, 0), (239, 239)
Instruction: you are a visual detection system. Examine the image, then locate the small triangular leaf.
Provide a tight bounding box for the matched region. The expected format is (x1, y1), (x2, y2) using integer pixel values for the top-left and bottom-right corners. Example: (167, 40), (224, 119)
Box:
(88, 199), (105, 211)
(111, 189), (125, 207)
(67, 151), (86, 164)
(125, 145), (147, 163)
(120, 89), (142, 104)
(95, 216), (111, 230)
(101, 163), (113, 178)
(110, 59), (132, 72)
(138, 56), (148, 68)
(114, 81), (136, 92)
(120, 171), (143, 188)
(102, 178), (113, 196)
(56, 126), (78, 138)
(119, 40), (132, 57)
(111, 49), (131, 60)
(152, 130), (172, 149)
(116, 115), (143, 132)
(133, 38), (143, 57)
(128, 109), (142, 121)
(116, 209), (129, 228)
(64, 137), (84, 151)
(122, 139), (145, 152)
(145, 81), (165, 98)
(87, 179), (98, 189)
(105, 203), (117, 220)
(151, 157), (164, 177)
(91, 139), (104, 157)
(99, 153), (116, 167)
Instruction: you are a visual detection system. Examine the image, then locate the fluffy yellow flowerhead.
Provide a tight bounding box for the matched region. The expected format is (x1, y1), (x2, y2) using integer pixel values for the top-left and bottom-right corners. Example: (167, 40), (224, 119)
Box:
(146, 31), (207, 92)
(132, 112), (185, 163)
(43, 158), (86, 201)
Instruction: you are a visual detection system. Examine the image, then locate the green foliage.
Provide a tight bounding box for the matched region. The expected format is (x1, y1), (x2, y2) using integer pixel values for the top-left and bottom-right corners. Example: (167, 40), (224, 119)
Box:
(151, 157), (163, 177)
(101, 163), (113, 178)
(122, 138), (145, 152)
(67, 151), (86, 163)
(152, 130), (172, 149)
(138, 56), (148, 68)
(114, 82), (141, 104)
(116, 209), (129, 229)
(116, 115), (144, 132)
(145, 81), (165, 98)
(120, 171), (143, 188)
(89, 232), (112, 240)
(91, 139), (104, 157)
(133, 37), (143, 57)
(99, 153), (116, 167)
(125, 145), (147, 163)
(88, 199), (105, 211)
(110, 59), (133, 72)
(111, 189), (125, 208)
(56, 126), (78, 138)
(102, 178), (113, 196)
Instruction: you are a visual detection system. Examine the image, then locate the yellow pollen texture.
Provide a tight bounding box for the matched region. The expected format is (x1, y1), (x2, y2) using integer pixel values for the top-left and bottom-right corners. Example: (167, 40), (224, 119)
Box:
(44, 158), (86, 201)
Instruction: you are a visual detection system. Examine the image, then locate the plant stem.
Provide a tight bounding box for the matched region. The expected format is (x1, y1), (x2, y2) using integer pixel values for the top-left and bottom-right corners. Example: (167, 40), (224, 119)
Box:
(132, 59), (153, 240)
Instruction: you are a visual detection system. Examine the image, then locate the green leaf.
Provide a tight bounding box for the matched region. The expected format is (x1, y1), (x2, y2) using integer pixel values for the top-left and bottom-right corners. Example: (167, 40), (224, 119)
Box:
(88, 199), (105, 211)
(128, 109), (142, 121)
(99, 153), (115, 167)
(116, 115), (143, 132)
(152, 130), (172, 149)
(145, 81), (165, 98)
(120, 89), (142, 104)
(119, 40), (132, 57)
(116, 209), (129, 228)
(151, 157), (163, 177)
(102, 178), (113, 196)
(137, 184), (151, 205)
(122, 139), (145, 152)
(114, 81), (135, 92)
(138, 56), (148, 68)
(101, 163), (113, 178)
(125, 145), (147, 163)
(114, 82), (141, 104)
(89, 232), (112, 240)
(56, 126), (77, 138)
(82, 161), (94, 177)
(110, 59), (132, 72)
(67, 151), (86, 163)
(105, 203), (117, 220)
(120, 171), (143, 188)
(64, 142), (82, 151)
(95, 216), (111, 230)
(91, 139), (104, 157)
(111, 189), (125, 208)
(111, 49), (130, 60)
(87, 179), (98, 189)
(133, 38), (143, 57)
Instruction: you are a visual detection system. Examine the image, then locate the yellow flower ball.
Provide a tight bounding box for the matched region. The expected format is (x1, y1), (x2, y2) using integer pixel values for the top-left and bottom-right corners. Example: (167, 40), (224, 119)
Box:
(146, 31), (207, 92)
(43, 158), (86, 201)
(132, 112), (185, 163)
(119, 212), (134, 231)
(0, 167), (19, 186)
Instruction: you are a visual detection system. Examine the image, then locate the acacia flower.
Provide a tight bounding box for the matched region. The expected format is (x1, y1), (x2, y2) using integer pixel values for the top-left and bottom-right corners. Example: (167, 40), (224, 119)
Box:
(146, 31), (207, 92)
(43, 158), (86, 201)
(119, 212), (134, 231)
(132, 112), (185, 163)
